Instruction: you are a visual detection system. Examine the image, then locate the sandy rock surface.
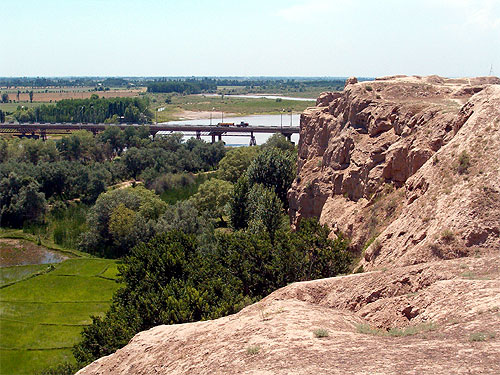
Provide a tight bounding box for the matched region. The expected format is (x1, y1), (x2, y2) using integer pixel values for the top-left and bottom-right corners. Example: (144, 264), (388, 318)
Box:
(77, 255), (500, 375)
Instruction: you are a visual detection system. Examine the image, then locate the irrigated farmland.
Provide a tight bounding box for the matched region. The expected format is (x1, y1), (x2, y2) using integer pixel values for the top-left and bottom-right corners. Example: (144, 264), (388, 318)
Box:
(0, 252), (121, 375)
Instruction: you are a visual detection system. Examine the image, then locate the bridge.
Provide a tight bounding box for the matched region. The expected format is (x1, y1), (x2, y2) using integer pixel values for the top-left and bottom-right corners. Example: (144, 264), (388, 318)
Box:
(0, 123), (300, 145)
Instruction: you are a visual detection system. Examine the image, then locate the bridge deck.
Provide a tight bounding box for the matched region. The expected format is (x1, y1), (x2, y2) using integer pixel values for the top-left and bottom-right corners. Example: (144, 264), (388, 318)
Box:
(0, 123), (300, 135)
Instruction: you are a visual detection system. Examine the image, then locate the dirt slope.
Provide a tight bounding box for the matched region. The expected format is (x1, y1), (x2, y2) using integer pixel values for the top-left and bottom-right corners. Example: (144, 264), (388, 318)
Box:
(77, 76), (500, 374)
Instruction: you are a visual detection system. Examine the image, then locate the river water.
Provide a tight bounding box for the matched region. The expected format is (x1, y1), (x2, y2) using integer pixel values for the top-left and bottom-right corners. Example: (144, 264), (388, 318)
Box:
(199, 94), (315, 102)
(162, 114), (301, 146)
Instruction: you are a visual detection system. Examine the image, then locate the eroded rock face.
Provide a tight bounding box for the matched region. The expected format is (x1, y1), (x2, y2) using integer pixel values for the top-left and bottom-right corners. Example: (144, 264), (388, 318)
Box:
(288, 75), (500, 269)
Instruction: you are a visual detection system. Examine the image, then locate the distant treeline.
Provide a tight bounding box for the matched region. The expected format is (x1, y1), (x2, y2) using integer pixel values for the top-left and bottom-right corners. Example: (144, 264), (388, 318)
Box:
(147, 79), (217, 94)
(13, 96), (152, 124)
(146, 78), (356, 94)
(0, 77), (136, 88)
(2, 77), (374, 91)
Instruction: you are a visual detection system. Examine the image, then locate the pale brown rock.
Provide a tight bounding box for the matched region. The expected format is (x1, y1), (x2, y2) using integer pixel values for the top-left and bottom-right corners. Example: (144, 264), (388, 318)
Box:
(344, 76), (358, 87)
(288, 75), (500, 268)
(77, 255), (500, 375)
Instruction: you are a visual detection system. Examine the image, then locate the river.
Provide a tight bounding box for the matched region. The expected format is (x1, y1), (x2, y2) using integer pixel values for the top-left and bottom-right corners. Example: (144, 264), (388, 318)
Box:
(162, 114), (301, 146)
(199, 94), (315, 102)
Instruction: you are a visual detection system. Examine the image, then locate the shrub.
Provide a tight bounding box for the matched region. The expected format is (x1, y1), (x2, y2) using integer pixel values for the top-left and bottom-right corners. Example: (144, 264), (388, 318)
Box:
(441, 229), (455, 243)
(469, 332), (496, 342)
(246, 345), (261, 355)
(457, 151), (470, 174)
(313, 328), (329, 338)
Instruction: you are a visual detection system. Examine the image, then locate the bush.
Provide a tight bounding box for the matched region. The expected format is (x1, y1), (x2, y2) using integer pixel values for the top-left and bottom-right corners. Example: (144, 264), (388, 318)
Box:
(457, 151), (470, 174)
(78, 186), (167, 257)
(36, 362), (79, 375)
(313, 328), (329, 338)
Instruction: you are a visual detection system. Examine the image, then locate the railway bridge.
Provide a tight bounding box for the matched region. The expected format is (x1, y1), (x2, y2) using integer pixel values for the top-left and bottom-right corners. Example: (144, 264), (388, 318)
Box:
(0, 123), (300, 145)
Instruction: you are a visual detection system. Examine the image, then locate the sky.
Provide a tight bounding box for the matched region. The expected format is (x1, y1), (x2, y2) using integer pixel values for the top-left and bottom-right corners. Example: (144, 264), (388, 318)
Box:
(2, 0), (500, 77)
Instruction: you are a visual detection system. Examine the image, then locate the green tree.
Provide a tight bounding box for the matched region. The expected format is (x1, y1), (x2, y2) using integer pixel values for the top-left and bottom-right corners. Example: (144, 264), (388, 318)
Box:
(246, 148), (296, 208)
(0, 109), (5, 123)
(73, 221), (351, 367)
(190, 178), (233, 222)
(79, 186), (167, 257)
(29, 90), (34, 103)
(74, 231), (230, 365)
(0, 138), (7, 162)
(228, 175), (250, 230)
(261, 133), (296, 152)
(1, 93), (8, 103)
(99, 126), (125, 155)
(155, 200), (211, 235)
(0, 173), (46, 227)
(248, 184), (284, 244)
(217, 146), (259, 183)
(275, 218), (351, 282)
(56, 130), (97, 162)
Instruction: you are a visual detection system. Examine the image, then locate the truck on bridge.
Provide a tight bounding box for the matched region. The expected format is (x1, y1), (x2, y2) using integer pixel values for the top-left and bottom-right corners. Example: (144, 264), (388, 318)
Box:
(217, 121), (249, 127)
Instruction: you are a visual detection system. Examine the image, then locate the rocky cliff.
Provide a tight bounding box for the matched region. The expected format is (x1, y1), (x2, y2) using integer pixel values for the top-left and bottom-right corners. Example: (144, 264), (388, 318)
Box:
(288, 75), (500, 270)
(77, 77), (500, 374)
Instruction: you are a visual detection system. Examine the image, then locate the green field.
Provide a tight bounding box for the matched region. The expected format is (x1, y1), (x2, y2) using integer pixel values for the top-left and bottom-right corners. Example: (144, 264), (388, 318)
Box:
(0, 258), (121, 375)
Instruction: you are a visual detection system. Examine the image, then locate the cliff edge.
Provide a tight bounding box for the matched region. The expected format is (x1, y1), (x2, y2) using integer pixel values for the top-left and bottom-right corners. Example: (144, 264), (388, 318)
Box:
(288, 75), (500, 270)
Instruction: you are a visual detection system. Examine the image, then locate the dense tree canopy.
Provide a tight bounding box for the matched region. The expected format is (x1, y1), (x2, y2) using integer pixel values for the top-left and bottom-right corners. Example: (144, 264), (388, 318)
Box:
(189, 178), (233, 221)
(0, 173), (46, 227)
(13, 96), (152, 124)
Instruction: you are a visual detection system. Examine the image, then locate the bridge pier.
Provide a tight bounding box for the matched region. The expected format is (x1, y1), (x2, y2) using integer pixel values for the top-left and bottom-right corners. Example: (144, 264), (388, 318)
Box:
(218, 134), (222, 142)
(249, 132), (256, 146)
(196, 131), (201, 140)
(211, 134), (216, 143)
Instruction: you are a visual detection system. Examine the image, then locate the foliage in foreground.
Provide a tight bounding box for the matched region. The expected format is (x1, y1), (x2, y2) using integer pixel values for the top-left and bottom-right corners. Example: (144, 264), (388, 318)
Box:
(73, 218), (350, 366)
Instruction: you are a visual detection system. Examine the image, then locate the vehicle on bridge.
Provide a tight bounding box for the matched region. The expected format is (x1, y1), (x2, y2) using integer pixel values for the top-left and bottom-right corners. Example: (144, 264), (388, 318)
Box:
(217, 121), (249, 127)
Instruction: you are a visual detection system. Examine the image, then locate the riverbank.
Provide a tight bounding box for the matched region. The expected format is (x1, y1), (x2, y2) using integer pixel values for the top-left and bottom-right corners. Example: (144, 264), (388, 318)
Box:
(149, 94), (314, 122)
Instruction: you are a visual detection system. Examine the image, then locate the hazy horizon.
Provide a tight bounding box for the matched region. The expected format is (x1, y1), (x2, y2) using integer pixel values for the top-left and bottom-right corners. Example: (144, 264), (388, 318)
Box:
(3, 0), (499, 77)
